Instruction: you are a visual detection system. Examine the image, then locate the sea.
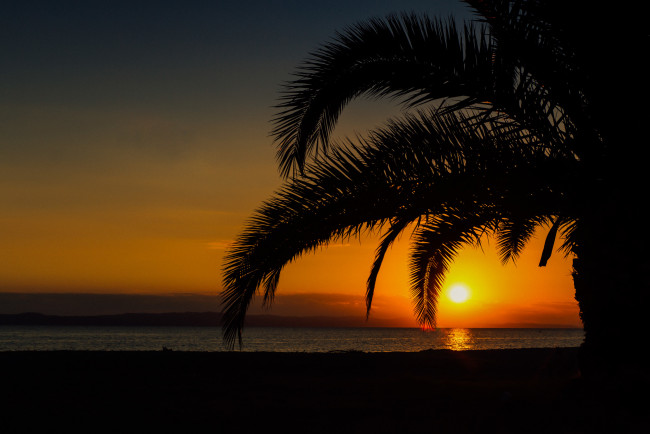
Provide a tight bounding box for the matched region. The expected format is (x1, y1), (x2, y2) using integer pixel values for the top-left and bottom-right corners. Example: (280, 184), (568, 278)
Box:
(0, 326), (584, 352)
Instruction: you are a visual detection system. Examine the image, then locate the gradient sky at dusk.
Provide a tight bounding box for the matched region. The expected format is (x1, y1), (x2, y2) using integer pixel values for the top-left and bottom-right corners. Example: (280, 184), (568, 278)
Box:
(1, 0), (580, 327)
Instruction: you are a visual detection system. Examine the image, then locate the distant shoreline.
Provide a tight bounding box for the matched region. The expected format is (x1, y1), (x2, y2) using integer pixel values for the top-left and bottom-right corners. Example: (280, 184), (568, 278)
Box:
(0, 312), (581, 328)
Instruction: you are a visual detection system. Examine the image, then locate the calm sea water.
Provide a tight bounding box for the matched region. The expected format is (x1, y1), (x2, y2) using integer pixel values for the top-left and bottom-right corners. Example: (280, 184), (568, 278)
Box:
(0, 326), (584, 352)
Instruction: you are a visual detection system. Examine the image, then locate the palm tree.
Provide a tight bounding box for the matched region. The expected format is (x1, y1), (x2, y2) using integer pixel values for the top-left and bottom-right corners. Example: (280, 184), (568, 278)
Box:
(221, 0), (645, 376)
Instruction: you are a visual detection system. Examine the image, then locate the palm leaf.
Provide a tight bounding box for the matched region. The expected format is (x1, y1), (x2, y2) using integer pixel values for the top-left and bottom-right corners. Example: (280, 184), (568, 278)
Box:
(272, 14), (495, 176)
(409, 213), (495, 328)
(538, 215), (562, 266)
(496, 215), (545, 265)
(365, 218), (412, 318)
(223, 108), (569, 347)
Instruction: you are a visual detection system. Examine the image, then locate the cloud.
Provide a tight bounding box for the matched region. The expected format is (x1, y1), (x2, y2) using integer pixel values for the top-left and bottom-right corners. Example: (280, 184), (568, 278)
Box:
(0, 292), (415, 327)
(206, 240), (233, 250)
(0, 292), (220, 316)
(0, 292), (581, 328)
(476, 301), (582, 328)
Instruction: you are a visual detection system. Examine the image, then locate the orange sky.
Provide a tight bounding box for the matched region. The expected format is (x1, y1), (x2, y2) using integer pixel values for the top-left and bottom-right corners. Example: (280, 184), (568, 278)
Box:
(0, 1), (581, 328)
(255, 229), (580, 328)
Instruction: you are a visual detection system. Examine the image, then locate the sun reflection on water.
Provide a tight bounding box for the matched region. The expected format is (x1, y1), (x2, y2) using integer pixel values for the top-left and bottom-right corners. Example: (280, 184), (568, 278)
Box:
(442, 328), (476, 351)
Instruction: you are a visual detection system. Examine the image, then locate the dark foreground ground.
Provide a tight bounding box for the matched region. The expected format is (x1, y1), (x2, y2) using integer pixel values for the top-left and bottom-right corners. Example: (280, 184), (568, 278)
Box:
(0, 348), (646, 433)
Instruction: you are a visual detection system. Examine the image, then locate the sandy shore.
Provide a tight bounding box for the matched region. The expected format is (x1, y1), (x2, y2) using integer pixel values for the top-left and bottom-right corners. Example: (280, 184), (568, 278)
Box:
(0, 348), (644, 433)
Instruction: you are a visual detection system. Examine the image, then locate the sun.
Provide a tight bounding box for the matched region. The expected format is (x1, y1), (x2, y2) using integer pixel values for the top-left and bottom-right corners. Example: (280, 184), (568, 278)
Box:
(448, 284), (470, 303)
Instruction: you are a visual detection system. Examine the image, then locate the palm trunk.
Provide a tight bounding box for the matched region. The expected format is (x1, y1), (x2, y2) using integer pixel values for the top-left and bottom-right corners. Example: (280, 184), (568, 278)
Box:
(572, 217), (648, 379)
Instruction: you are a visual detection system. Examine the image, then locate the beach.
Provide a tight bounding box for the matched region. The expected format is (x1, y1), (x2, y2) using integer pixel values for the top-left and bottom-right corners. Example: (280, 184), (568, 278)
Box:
(1, 348), (644, 433)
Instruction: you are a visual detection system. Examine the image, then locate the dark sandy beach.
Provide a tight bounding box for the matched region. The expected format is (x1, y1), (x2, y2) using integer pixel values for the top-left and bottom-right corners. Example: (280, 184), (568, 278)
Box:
(0, 348), (644, 433)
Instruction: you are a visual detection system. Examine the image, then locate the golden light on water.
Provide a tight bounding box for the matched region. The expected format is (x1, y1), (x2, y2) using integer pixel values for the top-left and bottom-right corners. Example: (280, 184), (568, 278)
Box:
(443, 328), (475, 350)
(448, 283), (470, 303)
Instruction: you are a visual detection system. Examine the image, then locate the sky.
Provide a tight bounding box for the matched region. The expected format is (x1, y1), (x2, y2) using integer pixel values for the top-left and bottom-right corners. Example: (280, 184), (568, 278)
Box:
(0, 0), (581, 328)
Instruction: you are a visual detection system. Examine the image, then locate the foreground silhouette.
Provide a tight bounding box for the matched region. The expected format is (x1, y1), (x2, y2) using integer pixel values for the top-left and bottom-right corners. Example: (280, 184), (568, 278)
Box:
(221, 0), (646, 377)
(1, 350), (645, 433)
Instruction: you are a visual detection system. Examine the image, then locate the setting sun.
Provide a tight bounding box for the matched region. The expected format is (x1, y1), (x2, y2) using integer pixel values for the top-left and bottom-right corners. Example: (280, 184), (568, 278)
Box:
(448, 284), (470, 303)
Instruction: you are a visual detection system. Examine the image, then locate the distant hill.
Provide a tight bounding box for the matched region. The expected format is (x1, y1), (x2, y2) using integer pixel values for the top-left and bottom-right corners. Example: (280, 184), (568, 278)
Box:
(0, 312), (412, 328)
(0, 312), (222, 327)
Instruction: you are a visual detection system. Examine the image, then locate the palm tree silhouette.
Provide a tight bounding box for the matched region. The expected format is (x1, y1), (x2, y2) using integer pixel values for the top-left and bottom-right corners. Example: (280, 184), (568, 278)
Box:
(222, 0), (645, 376)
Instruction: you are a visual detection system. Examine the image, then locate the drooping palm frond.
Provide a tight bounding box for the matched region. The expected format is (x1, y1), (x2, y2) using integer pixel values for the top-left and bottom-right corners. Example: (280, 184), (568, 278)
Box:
(409, 211), (497, 327)
(495, 215), (547, 265)
(222, 108), (570, 347)
(272, 4), (587, 177)
(365, 217), (411, 318)
(538, 215), (563, 266)
(557, 218), (579, 257)
(272, 14), (495, 177)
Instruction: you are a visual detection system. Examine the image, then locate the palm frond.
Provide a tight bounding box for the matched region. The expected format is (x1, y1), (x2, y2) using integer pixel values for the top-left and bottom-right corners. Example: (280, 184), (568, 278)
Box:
(272, 3), (591, 177)
(495, 215), (545, 265)
(557, 218), (578, 257)
(272, 14), (495, 177)
(365, 218), (412, 318)
(538, 215), (562, 266)
(465, 0), (591, 153)
(223, 108), (571, 347)
(409, 213), (495, 328)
